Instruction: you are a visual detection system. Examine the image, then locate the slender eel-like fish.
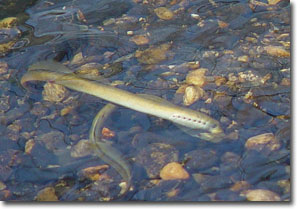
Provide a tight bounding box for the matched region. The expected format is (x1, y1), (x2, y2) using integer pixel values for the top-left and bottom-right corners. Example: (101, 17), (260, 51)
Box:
(89, 103), (131, 199)
(21, 61), (225, 142)
(21, 61), (225, 198)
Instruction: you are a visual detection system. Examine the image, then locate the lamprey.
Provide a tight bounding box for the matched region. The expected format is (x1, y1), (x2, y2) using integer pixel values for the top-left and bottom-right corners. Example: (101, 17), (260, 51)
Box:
(21, 61), (225, 142)
(89, 103), (131, 199)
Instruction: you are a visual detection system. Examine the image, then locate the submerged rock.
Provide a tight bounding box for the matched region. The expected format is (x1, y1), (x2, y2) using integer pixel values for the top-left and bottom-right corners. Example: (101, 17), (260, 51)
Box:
(245, 133), (281, 152)
(160, 162), (189, 180)
(42, 82), (69, 103)
(135, 43), (172, 64)
(135, 143), (179, 178)
(154, 7), (174, 20)
(130, 34), (149, 45)
(35, 187), (58, 201)
(183, 86), (205, 106)
(70, 139), (92, 158)
(185, 68), (207, 87)
(241, 189), (281, 201)
(264, 46), (290, 57)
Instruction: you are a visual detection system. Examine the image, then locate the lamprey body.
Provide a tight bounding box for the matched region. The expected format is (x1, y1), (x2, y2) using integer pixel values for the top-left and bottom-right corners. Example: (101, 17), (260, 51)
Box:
(21, 61), (225, 142)
(89, 103), (131, 199)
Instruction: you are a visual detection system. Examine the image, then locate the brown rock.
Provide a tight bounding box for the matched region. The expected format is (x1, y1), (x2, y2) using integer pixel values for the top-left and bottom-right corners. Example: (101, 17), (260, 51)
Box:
(245, 133), (280, 151)
(264, 46), (290, 57)
(130, 34), (149, 45)
(183, 86), (205, 106)
(242, 189), (280, 201)
(35, 187), (58, 201)
(185, 68), (207, 87)
(101, 127), (115, 139)
(25, 139), (35, 154)
(0, 17), (17, 28)
(230, 181), (251, 192)
(267, 0), (282, 5)
(160, 162), (189, 180)
(135, 143), (178, 178)
(154, 7), (174, 20)
(79, 165), (109, 181)
(70, 139), (92, 158)
(42, 82), (69, 103)
(135, 43), (172, 64)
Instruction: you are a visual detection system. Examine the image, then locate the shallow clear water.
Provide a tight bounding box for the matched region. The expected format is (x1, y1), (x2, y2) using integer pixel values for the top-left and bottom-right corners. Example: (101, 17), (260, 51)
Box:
(0, 0), (290, 201)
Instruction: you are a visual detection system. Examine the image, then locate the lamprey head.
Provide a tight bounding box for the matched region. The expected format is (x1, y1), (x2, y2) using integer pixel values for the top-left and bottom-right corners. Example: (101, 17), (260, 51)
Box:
(170, 109), (225, 142)
(197, 123), (225, 143)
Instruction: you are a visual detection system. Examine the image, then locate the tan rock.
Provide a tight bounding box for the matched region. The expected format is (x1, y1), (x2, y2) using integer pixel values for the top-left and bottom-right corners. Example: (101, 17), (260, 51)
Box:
(237, 55), (249, 63)
(214, 76), (227, 86)
(80, 165), (109, 181)
(25, 139), (35, 154)
(185, 68), (207, 87)
(0, 17), (17, 28)
(101, 127), (115, 139)
(135, 43), (172, 64)
(218, 20), (229, 28)
(245, 133), (280, 151)
(42, 82), (69, 103)
(267, 0), (282, 5)
(183, 86), (205, 106)
(130, 34), (149, 45)
(264, 46), (290, 57)
(70, 139), (92, 158)
(154, 7), (174, 20)
(230, 181), (251, 192)
(70, 52), (85, 65)
(280, 78), (290, 86)
(160, 162), (189, 180)
(35, 187), (58, 201)
(242, 189), (280, 201)
(0, 181), (6, 191)
(60, 106), (74, 116)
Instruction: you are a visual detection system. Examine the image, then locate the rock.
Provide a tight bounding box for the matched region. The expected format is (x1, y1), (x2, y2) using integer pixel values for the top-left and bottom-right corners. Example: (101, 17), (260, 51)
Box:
(277, 179), (290, 194)
(135, 43), (172, 64)
(0, 189), (10, 200)
(214, 76), (227, 86)
(267, 0), (282, 5)
(0, 181), (6, 190)
(70, 52), (85, 65)
(242, 189), (281, 201)
(185, 68), (207, 87)
(245, 133), (281, 151)
(0, 17), (17, 28)
(160, 162), (189, 180)
(37, 131), (66, 153)
(60, 106), (74, 116)
(135, 143), (179, 178)
(76, 63), (101, 76)
(30, 102), (49, 116)
(230, 181), (251, 192)
(130, 34), (149, 45)
(70, 139), (92, 158)
(217, 20), (229, 28)
(185, 149), (218, 171)
(237, 55), (249, 63)
(35, 187), (58, 201)
(154, 7), (174, 20)
(25, 139), (35, 154)
(264, 46), (290, 57)
(101, 127), (115, 139)
(0, 62), (8, 75)
(183, 86), (205, 106)
(79, 165), (110, 181)
(42, 82), (69, 103)
(280, 78), (290, 86)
